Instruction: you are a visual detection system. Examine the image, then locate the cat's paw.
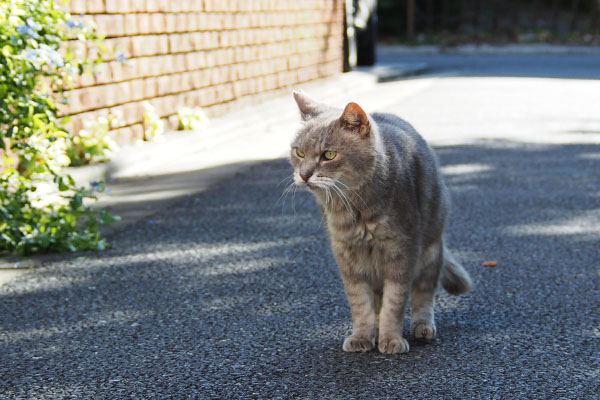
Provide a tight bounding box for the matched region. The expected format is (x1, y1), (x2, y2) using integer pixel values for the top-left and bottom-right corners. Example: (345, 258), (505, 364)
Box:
(378, 335), (409, 354)
(342, 334), (375, 352)
(410, 320), (437, 341)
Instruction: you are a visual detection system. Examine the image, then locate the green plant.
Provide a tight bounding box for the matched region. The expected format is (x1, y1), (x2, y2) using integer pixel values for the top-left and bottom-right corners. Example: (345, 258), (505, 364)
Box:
(142, 101), (164, 141)
(177, 106), (210, 131)
(0, 0), (118, 255)
(66, 113), (121, 166)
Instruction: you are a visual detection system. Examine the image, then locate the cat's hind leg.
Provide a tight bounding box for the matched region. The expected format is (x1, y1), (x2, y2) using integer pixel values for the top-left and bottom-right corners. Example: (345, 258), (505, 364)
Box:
(410, 240), (443, 341)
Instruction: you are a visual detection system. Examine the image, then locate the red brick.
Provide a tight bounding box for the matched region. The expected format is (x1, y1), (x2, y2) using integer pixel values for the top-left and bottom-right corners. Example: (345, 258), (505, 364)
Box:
(191, 0), (204, 12)
(187, 13), (199, 31)
(93, 63), (113, 85)
(176, 14), (187, 33)
(107, 15), (126, 37)
(174, 54), (187, 72)
(185, 34), (197, 52)
(143, 78), (158, 98)
(165, 14), (177, 33)
(157, 0), (170, 12)
(150, 14), (165, 34)
(155, 55), (170, 75)
(123, 14), (138, 35)
(105, 0), (127, 13)
(131, 0), (147, 12)
(129, 79), (146, 101)
(130, 57), (147, 78)
(116, 82), (131, 104)
(158, 36), (170, 54)
(137, 14), (152, 34)
(69, 0), (86, 13)
(156, 76), (172, 96)
(109, 126), (133, 147)
(131, 124), (144, 141)
(131, 36), (147, 57)
(222, 13), (234, 29)
(86, 0), (104, 13)
(145, 0), (161, 12)
(196, 13), (207, 30)
(109, 61), (123, 81)
(121, 101), (143, 125)
(170, 1), (183, 13)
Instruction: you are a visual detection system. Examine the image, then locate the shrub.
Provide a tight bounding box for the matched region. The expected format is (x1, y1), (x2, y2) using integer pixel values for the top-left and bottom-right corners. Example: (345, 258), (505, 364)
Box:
(177, 106), (210, 131)
(142, 102), (164, 141)
(66, 113), (121, 167)
(0, 0), (118, 255)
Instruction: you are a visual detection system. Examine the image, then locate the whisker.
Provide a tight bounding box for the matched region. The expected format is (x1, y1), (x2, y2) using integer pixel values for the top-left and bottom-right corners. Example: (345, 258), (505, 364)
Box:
(277, 174), (294, 187)
(278, 181), (295, 210)
(335, 180), (367, 207)
(331, 184), (354, 219)
(292, 185), (298, 215)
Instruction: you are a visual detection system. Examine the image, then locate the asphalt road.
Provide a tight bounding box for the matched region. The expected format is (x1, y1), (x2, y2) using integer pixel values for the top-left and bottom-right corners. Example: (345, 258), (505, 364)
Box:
(1, 52), (599, 399)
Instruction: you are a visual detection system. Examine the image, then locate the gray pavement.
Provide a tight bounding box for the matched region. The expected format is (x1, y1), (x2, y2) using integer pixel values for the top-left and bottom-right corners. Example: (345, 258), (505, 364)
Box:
(1, 47), (599, 398)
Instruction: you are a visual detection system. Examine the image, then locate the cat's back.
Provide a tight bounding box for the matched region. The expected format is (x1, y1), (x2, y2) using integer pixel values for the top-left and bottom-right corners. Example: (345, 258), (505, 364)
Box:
(371, 112), (435, 166)
(370, 111), (448, 228)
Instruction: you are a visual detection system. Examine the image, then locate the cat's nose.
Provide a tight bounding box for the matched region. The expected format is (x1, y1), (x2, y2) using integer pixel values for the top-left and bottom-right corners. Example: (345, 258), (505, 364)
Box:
(300, 172), (312, 182)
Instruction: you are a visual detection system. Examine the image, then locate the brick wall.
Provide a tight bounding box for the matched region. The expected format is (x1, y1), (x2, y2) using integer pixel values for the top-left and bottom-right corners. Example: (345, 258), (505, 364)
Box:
(62, 0), (345, 145)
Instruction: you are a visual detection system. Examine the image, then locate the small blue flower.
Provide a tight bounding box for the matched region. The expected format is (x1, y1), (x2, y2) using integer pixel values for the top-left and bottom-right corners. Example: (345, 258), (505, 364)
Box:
(16, 25), (29, 35)
(115, 52), (127, 64)
(89, 181), (104, 192)
(24, 48), (39, 61)
(23, 45), (64, 68)
(65, 19), (85, 30)
(16, 24), (39, 39)
(26, 18), (42, 32)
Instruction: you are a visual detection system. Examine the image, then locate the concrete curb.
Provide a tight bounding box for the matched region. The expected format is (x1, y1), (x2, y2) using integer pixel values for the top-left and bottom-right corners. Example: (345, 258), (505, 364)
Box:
(355, 62), (429, 82)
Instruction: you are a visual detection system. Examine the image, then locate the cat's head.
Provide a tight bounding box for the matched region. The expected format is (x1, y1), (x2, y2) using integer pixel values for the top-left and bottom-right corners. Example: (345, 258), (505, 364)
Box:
(289, 91), (381, 192)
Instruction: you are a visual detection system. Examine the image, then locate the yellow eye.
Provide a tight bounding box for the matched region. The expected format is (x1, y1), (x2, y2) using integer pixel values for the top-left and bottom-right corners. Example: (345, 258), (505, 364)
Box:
(295, 148), (305, 158)
(323, 150), (336, 160)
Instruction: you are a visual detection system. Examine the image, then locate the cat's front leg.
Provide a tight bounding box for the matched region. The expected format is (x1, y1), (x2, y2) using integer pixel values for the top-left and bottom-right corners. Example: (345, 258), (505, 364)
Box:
(378, 278), (410, 354)
(340, 273), (377, 352)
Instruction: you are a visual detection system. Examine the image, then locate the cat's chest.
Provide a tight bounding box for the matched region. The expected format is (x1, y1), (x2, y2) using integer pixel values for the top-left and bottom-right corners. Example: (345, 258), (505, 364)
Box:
(326, 212), (387, 244)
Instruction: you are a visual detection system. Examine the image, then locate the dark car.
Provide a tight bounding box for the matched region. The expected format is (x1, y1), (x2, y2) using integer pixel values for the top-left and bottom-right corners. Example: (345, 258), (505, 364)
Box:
(344, 0), (378, 70)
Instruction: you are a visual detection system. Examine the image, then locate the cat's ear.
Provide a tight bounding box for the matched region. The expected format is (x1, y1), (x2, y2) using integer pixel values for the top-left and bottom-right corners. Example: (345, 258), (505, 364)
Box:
(293, 90), (324, 120)
(340, 102), (370, 137)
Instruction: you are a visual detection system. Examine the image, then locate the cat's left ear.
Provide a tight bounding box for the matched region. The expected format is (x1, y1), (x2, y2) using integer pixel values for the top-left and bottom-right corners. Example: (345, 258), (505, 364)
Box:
(293, 90), (325, 120)
(340, 102), (370, 137)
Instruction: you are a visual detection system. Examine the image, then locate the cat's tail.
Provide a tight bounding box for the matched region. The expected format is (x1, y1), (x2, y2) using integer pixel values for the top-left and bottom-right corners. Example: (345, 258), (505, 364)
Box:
(440, 246), (472, 295)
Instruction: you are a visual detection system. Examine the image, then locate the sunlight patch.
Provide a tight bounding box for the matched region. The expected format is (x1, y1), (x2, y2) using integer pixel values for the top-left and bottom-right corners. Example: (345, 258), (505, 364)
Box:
(505, 212), (600, 236)
(441, 163), (493, 176)
(202, 257), (289, 276)
(579, 152), (600, 160)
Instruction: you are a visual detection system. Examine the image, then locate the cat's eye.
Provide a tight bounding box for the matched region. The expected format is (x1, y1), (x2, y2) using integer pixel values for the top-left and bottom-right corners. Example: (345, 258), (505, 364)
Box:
(295, 148), (305, 158)
(323, 150), (336, 160)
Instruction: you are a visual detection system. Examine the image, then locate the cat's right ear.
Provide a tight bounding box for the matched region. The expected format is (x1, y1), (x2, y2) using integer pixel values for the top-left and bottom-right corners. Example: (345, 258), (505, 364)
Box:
(293, 90), (323, 120)
(340, 102), (370, 137)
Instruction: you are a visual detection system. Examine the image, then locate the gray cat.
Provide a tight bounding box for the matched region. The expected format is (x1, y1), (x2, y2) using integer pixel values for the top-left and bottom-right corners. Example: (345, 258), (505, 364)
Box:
(288, 91), (472, 354)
